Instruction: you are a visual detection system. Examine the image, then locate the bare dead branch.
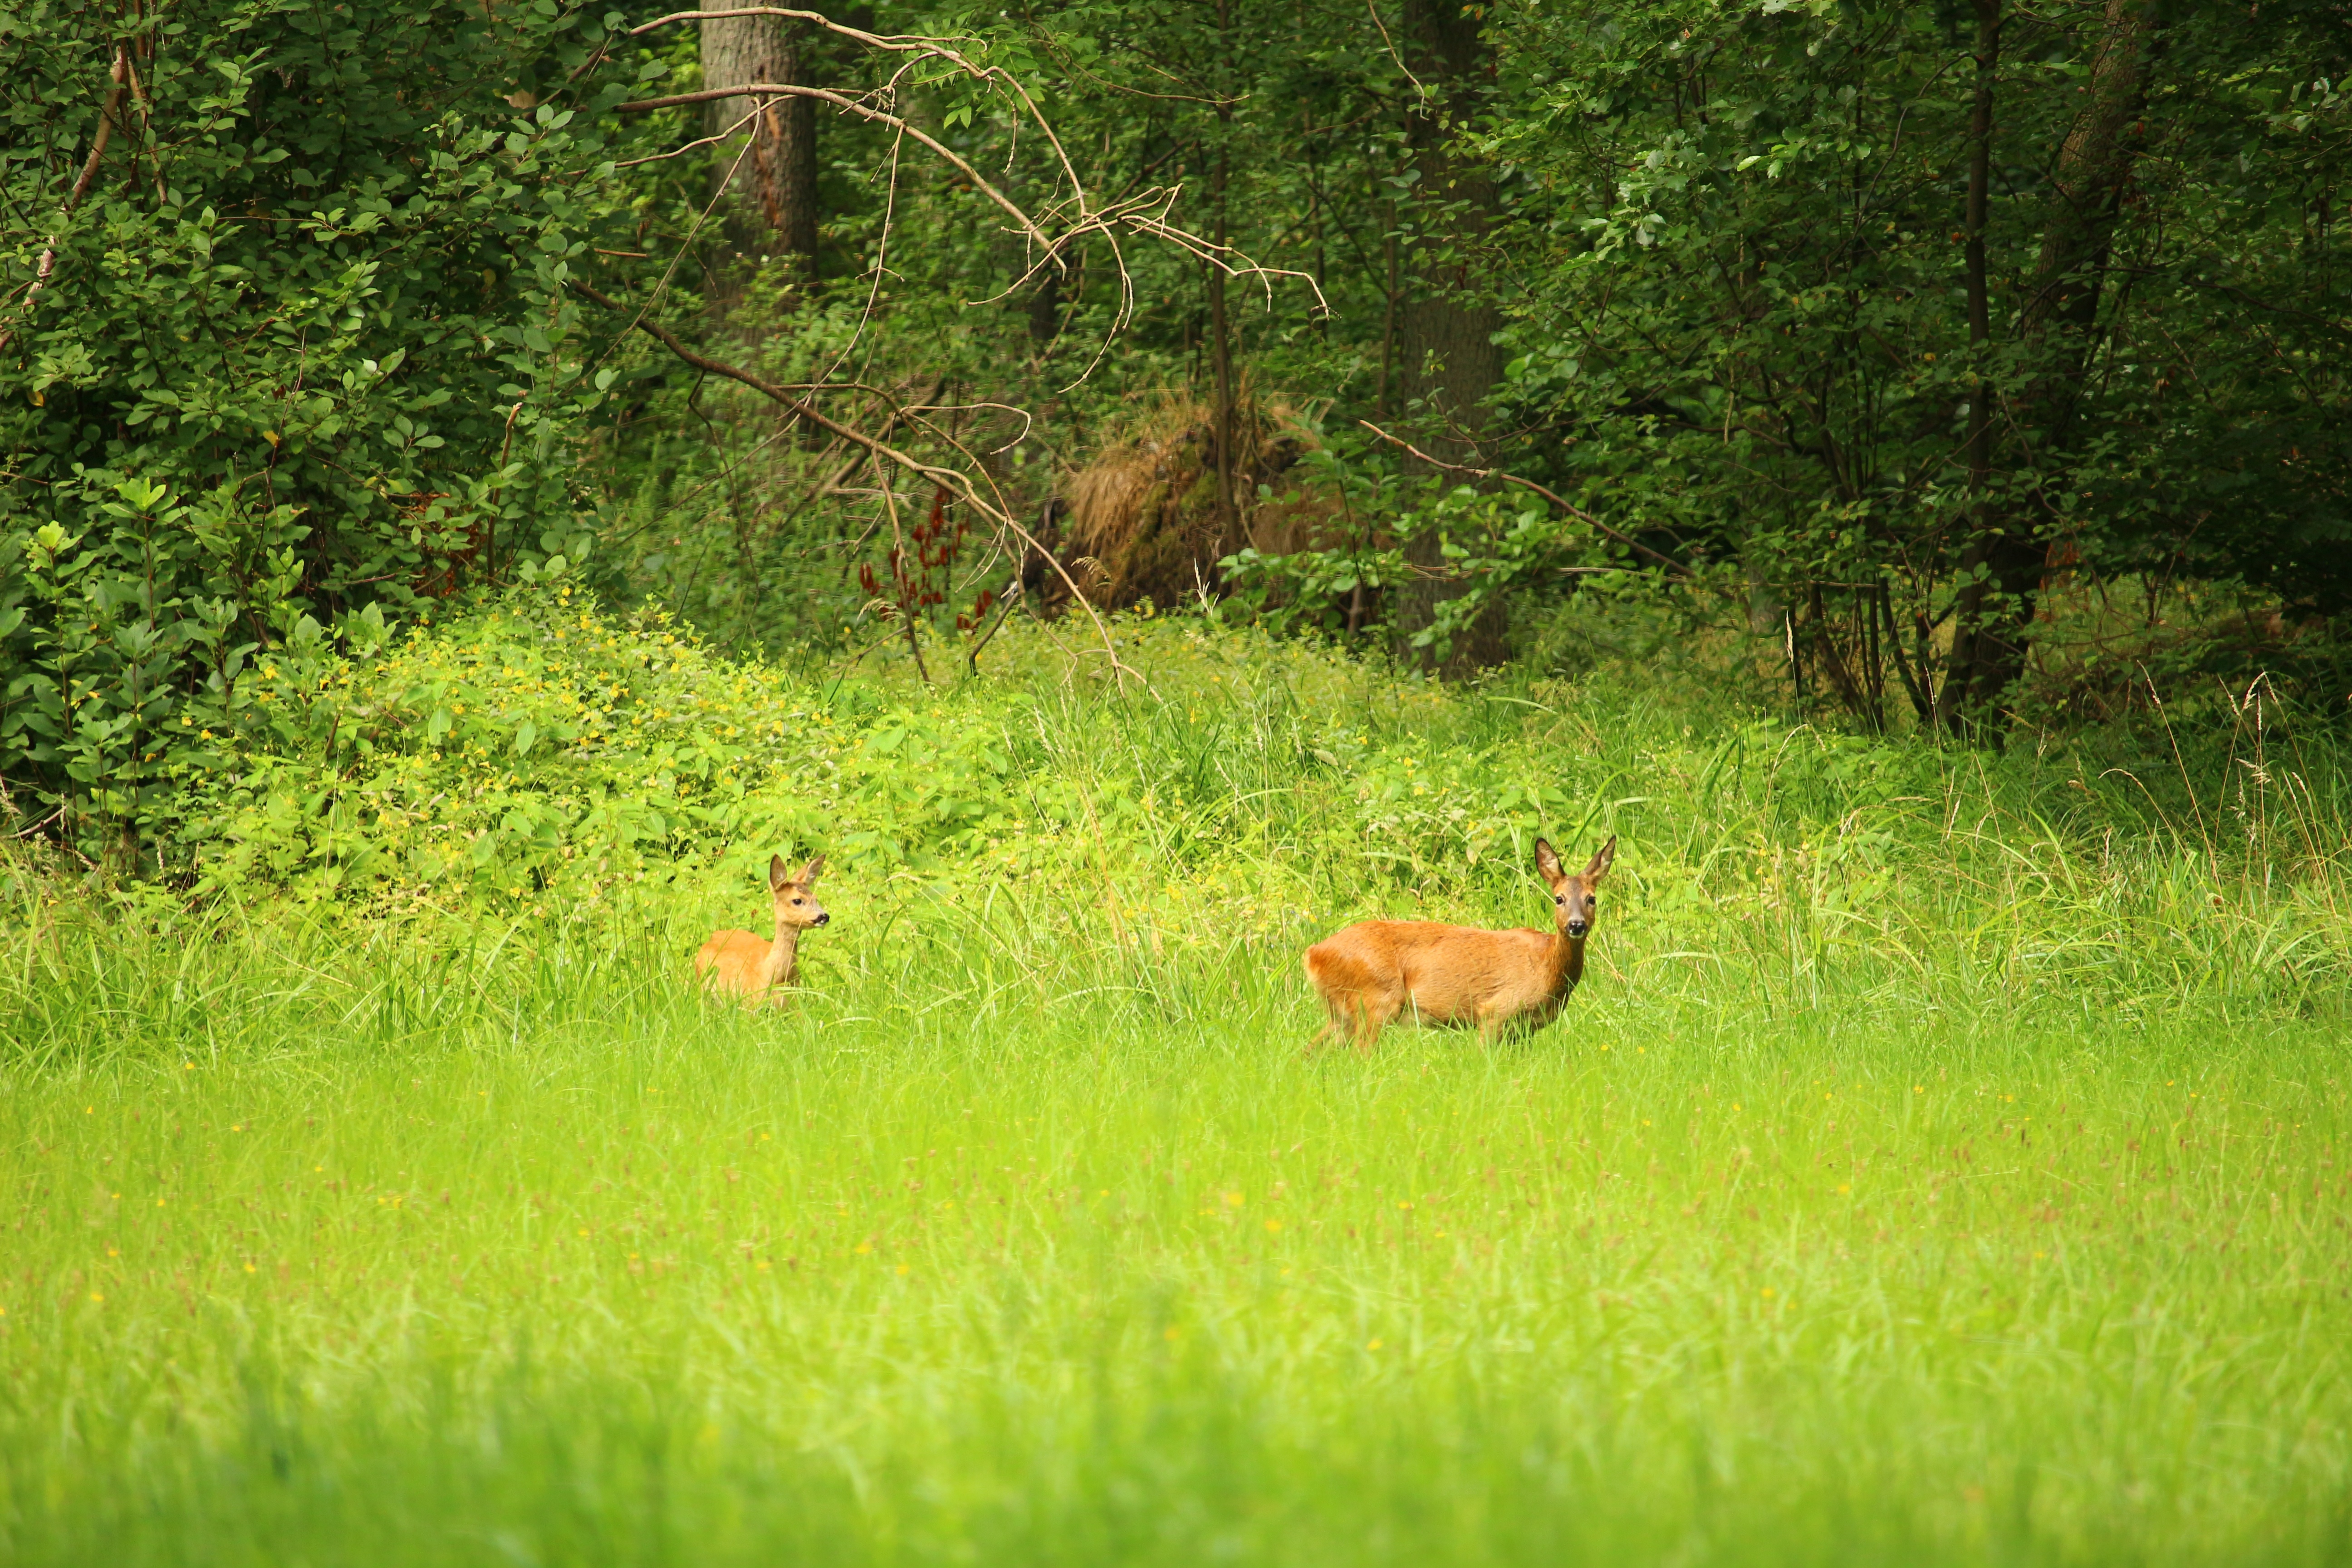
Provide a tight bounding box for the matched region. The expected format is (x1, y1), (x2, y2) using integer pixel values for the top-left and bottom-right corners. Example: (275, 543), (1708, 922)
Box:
(627, 9), (1090, 201)
(571, 276), (1141, 687)
(615, 83), (1062, 258)
(605, 105), (765, 171)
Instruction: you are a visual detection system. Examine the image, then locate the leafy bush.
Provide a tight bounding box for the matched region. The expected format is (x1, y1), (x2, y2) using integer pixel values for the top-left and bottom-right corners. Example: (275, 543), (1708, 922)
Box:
(0, 0), (645, 853)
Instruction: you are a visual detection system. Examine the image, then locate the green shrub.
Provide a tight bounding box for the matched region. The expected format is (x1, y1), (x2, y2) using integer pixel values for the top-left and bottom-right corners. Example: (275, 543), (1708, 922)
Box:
(0, 0), (648, 853)
(147, 588), (2349, 1024)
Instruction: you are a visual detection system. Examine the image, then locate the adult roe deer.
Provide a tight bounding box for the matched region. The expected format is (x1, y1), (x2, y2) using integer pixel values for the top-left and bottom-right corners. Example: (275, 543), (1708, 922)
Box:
(1303, 836), (1615, 1050)
(697, 853), (828, 1007)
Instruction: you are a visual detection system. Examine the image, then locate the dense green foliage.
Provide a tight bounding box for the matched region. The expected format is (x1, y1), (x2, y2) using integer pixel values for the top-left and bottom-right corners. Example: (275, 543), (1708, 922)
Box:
(0, 0), (653, 851)
(7, 0), (2351, 852)
(1481, 0), (2352, 723)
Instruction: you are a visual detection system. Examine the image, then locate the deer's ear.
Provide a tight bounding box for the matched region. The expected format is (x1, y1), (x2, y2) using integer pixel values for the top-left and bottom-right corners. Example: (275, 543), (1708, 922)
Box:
(1585, 836), (1617, 882)
(769, 854), (793, 892)
(797, 854), (826, 888)
(1534, 838), (1564, 882)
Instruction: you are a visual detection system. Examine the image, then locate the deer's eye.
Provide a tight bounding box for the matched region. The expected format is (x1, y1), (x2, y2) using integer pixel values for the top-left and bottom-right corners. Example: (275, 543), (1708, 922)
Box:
(791, 897), (804, 905)
(1554, 894), (1565, 904)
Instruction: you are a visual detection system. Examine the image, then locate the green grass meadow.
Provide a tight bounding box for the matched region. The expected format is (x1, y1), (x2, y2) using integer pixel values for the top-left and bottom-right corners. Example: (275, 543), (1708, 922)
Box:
(4, 612), (2350, 1564)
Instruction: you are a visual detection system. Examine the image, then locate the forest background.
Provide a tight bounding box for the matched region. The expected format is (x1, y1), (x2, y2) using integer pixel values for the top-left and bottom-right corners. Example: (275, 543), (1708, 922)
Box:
(3, 0), (2349, 871)
(6, 7), (2352, 1563)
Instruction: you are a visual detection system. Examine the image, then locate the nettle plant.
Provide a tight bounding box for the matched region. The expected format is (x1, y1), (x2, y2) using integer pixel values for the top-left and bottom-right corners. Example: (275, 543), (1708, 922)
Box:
(0, 0), (656, 863)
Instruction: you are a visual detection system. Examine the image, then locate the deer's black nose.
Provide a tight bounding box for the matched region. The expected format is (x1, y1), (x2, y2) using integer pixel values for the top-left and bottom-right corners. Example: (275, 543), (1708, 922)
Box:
(1567, 919), (1588, 938)
(813, 912), (830, 926)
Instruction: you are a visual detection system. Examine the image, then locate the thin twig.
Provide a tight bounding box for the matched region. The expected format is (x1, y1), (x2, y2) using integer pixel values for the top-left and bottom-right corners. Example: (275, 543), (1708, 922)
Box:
(571, 277), (1141, 687)
(1365, 1), (1428, 101)
(867, 452), (930, 684)
(0, 44), (128, 357)
(615, 83), (1063, 260)
(626, 9), (1090, 203)
(12, 805), (66, 840)
(1356, 419), (1692, 578)
(605, 105), (764, 171)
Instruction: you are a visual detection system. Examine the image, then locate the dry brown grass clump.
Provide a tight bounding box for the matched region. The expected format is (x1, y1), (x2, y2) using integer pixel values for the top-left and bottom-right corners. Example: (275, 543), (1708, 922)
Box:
(1057, 397), (1350, 609)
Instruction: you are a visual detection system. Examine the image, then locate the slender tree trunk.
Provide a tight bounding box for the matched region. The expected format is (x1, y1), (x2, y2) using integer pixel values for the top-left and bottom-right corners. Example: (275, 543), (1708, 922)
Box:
(1939, 0), (2001, 733)
(1028, 268), (1062, 346)
(1948, 0), (2161, 734)
(1395, 0), (1502, 457)
(701, 13), (819, 292)
(1394, 0), (1506, 670)
(1208, 119), (1238, 540)
(1377, 196), (1399, 418)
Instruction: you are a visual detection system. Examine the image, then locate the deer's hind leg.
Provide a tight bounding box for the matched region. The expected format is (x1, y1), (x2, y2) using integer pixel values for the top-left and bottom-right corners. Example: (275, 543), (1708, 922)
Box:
(1346, 989), (1403, 1053)
(1309, 995), (1351, 1052)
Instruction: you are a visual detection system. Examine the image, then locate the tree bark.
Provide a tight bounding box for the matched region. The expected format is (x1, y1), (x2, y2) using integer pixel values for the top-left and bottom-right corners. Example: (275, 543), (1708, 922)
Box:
(701, 12), (819, 288)
(1207, 142), (1239, 541)
(1028, 267), (1062, 346)
(1945, 0), (2160, 734)
(1394, 0), (1506, 670)
(1206, 0), (1240, 544)
(1938, 0), (2002, 733)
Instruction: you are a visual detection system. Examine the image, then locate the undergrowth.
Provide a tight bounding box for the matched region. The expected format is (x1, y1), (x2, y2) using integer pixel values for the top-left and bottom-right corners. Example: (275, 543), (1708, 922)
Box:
(55, 585), (2337, 1041)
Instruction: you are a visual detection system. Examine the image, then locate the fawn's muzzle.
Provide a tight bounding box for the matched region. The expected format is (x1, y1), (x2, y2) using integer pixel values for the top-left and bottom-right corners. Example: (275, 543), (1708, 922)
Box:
(813, 912), (830, 926)
(1566, 918), (1588, 938)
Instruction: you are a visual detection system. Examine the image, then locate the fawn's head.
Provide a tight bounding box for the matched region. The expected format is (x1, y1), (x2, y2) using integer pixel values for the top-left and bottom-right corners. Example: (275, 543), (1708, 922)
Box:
(769, 853), (830, 929)
(1535, 836), (1615, 941)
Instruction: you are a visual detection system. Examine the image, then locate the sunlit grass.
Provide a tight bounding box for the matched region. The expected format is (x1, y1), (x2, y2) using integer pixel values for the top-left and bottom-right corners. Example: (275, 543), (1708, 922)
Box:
(1, 893), (2347, 1565)
(3, 622), (2349, 1563)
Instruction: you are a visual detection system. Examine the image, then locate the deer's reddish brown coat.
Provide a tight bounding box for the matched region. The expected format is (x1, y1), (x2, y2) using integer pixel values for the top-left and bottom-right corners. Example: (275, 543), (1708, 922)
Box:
(697, 853), (829, 1007)
(1303, 836), (1614, 1049)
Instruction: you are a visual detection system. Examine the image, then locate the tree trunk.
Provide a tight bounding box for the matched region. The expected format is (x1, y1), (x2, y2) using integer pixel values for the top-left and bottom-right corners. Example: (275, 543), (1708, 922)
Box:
(1394, 0), (1506, 671)
(1028, 267), (1062, 346)
(1207, 141), (1239, 541)
(701, 13), (819, 290)
(1377, 195), (1398, 417)
(1206, 0), (1240, 544)
(1938, 0), (2002, 733)
(1945, 0), (2159, 734)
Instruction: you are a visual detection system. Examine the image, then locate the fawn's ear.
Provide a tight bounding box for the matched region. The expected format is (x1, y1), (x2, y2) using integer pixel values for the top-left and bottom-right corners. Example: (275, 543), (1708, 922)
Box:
(796, 854), (826, 888)
(1534, 838), (1565, 883)
(769, 854), (792, 892)
(1585, 836), (1617, 883)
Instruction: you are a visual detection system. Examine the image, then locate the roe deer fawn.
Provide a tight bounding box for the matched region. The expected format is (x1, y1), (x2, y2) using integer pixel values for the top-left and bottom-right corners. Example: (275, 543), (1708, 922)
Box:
(697, 853), (828, 1007)
(1303, 836), (1615, 1050)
